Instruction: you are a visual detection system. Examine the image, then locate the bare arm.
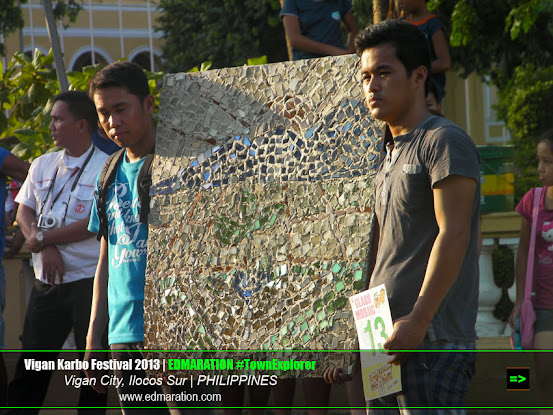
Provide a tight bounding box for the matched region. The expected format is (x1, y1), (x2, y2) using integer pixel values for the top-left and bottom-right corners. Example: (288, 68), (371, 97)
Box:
(84, 237), (110, 393)
(17, 203), (68, 284)
(1, 154), (30, 182)
(86, 237), (109, 349)
(508, 217), (531, 328)
(411, 175), (475, 323)
(16, 203), (38, 240)
(430, 29), (451, 74)
(342, 10), (359, 54)
(384, 175), (476, 358)
(4, 226), (25, 259)
(25, 218), (95, 253)
(18, 203), (95, 284)
(17, 194), (94, 253)
(282, 14), (348, 57)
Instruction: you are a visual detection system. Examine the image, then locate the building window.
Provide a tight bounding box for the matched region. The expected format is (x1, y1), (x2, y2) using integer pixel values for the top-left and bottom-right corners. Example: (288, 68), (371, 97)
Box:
(483, 81), (511, 145)
(71, 51), (108, 71)
(131, 51), (162, 72)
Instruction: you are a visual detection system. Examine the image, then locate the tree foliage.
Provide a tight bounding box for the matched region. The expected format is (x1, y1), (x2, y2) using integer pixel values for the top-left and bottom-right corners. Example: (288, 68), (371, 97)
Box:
(0, 50), (59, 160)
(431, 0), (553, 198)
(51, 0), (82, 28)
(157, 0), (287, 72)
(0, 50), (163, 161)
(430, 0), (553, 198)
(430, 0), (553, 88)
(495, 65), (553, 200)
(355, 0), (553, 88)
(352, 0), (374, 30)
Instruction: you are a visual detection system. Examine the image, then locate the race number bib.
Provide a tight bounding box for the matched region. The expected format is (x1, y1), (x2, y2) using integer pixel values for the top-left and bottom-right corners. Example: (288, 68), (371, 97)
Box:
(350, 284), (402, 400)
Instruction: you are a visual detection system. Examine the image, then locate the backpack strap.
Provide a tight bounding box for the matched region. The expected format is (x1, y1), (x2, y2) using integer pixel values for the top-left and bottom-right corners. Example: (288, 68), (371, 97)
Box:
(96, 148), (126, 241)
(524, 187), (543, 301)
(137, 148), (155, 224)
(95, 146), (155, 241)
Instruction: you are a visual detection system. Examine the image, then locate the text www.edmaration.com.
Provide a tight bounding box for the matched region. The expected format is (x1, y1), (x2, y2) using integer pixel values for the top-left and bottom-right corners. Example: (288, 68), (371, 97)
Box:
(119, 391), (222, 404)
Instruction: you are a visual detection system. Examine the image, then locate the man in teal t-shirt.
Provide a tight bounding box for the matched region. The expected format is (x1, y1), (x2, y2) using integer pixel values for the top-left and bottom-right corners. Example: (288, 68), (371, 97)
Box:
(86, 60), (215, 415)
(84, 61), (168, 412)
(88, 155), (147, 345)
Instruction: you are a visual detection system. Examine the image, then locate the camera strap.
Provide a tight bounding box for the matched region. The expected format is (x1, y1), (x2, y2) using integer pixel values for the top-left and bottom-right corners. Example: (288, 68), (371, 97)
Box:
(39, 146), (95, 216)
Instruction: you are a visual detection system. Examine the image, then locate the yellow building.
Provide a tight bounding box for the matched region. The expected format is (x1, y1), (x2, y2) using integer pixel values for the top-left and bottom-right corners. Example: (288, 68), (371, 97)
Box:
(2, 0), (163, 72)
(444, 73), (511, 146)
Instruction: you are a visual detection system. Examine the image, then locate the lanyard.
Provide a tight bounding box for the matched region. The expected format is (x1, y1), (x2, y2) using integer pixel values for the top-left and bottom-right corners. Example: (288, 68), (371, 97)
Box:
(39, 147), (95, 217)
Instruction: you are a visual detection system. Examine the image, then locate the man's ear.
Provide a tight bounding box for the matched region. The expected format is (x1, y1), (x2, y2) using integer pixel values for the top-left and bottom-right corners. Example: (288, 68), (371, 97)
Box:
(77, 119), (88, 134)
(412, 65), (428, 88)
(143, 94), (155, 117)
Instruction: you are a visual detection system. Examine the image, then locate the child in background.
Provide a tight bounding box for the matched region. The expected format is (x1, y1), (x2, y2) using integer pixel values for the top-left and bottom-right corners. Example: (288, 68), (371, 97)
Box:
(425, 81), (443, 115)
(509, 129), (553, 412)
(399, 0), (450, 101)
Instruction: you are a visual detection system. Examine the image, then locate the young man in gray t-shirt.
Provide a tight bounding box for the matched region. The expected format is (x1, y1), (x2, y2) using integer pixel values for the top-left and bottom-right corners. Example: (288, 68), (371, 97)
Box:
(325, 20), (480, 412)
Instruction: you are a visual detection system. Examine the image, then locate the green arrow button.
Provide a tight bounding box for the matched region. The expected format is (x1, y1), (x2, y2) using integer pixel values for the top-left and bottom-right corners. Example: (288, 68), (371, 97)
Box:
(509, 375), (527, 383)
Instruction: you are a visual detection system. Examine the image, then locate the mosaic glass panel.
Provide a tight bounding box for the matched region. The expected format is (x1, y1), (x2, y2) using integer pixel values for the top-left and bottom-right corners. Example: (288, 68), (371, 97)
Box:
(145, 55), (382, 375)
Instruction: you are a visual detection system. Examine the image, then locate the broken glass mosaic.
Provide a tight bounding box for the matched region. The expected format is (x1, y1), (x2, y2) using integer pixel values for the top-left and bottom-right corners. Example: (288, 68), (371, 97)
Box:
(144, 54), (382, 376)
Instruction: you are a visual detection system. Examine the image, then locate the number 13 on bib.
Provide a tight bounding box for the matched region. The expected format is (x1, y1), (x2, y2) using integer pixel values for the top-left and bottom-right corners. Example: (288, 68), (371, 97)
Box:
(349, 284), (402, 401)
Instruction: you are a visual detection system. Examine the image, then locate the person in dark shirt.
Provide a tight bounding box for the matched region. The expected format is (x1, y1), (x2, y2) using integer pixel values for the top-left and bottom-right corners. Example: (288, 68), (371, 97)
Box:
(326, 20), (480, 414)
(280, 0), (358, 61)
(400, 0), (450, 101)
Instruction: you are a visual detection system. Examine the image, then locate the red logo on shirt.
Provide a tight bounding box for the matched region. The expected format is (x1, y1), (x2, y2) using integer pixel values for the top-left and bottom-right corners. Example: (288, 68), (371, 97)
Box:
(75, 203), (86, 214)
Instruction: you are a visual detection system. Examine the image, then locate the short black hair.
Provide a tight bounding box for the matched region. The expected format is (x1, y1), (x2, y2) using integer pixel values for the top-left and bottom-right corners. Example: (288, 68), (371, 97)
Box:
(355, 19), (431, 92)
(539, 128), (553, 154)
(52, 91), (98, 135)
(88, 61), (150, 102)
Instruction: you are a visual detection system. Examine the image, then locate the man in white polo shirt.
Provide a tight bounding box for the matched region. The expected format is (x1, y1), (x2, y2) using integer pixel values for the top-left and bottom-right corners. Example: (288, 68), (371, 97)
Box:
(6, 91), (109, 414)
